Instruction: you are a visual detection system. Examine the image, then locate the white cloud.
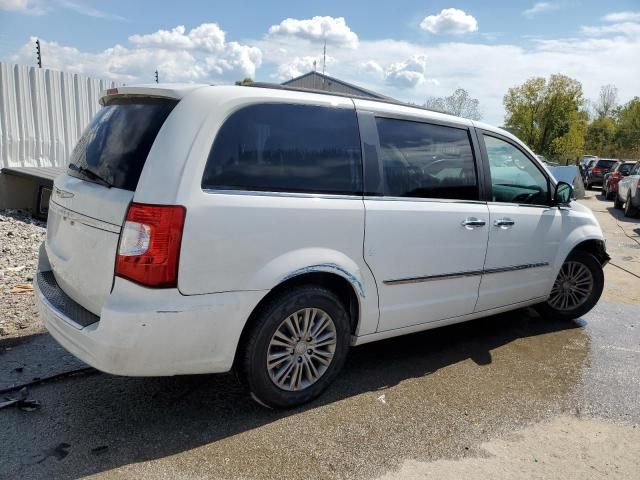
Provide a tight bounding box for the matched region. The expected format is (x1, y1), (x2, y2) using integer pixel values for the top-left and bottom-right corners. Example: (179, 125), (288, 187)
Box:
(523, 2), (560, 18)
(57, 0), (124, 21)
(603, 11), (640, 23)
(360, 60), (384, 76)
(10, 24), (262, 83)
(275, 55), (335, 81)
(0, 0), (28, 10)
(580, 22), (640, 37)
(0, 0), (45, 14)
(385, 55), (431, 88)
(267, 16), (359, 48)
(130, 24), (226, 52)
(420, 8), (478, 35)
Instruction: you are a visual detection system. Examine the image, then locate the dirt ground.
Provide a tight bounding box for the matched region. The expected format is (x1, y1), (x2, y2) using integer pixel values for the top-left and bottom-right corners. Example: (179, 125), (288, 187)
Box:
(379, 415), (640, 480)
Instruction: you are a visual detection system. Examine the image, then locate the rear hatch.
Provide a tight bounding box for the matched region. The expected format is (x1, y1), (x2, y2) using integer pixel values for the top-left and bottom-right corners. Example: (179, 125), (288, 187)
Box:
(46, 92), (178, 316)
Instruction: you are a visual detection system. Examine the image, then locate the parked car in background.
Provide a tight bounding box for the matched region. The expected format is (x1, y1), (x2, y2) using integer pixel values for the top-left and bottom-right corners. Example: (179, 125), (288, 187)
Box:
(34, 84), (609, 408)
(584, 158), (617, 190)
(580, 155), (598, 177)
(615, 161), (640, 217)
(603, 161), (636, 200)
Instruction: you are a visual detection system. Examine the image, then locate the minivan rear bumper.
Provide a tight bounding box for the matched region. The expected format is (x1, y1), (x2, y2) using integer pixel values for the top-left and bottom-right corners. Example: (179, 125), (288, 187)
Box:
(35, 244), (266, 376)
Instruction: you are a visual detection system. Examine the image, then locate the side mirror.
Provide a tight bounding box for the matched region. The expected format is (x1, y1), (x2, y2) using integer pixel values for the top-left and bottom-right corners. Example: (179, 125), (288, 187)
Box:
(554, 181), (573, 206)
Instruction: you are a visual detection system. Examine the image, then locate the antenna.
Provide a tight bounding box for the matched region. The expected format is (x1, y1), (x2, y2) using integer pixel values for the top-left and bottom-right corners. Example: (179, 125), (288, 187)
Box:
(35, 39), (42, 68)
(154, 70), (159, 83)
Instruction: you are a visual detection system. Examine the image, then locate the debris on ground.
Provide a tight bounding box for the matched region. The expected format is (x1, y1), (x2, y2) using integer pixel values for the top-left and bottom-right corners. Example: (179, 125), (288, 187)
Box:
(0, 387), (41, 412)
(0, 209), (46, 338)
(10, 283), (34, 294)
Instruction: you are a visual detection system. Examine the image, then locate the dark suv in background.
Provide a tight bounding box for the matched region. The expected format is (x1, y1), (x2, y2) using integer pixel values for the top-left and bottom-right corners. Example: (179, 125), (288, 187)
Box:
(585, 159), (617, 190)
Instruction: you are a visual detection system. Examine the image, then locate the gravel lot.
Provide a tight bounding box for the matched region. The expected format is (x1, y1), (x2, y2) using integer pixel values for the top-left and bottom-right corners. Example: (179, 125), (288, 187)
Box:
(0, 210), (46, 339)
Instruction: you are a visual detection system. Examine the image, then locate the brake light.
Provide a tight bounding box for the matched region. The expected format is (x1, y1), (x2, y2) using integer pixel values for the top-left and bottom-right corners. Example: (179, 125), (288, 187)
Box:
(116, 203), (186, 288)
(106, 88), (118, 95)
(592, 167), (602, 174)
(612, 172), (622, 179)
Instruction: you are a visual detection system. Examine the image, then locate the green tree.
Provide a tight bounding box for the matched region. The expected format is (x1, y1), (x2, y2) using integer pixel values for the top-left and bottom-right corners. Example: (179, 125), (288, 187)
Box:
(584, 117), (617, 157)
(615, 97), (640, 158)
(503, 74), (586, 161)
(234, 77), (254, 86)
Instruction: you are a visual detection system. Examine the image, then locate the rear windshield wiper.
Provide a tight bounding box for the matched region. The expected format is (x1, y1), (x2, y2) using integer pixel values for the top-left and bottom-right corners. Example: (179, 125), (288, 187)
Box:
(68, 164), (112, 188)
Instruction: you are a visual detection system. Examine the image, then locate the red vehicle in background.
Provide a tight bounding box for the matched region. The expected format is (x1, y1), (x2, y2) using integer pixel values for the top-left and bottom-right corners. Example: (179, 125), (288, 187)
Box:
(603, 161), (636, 200)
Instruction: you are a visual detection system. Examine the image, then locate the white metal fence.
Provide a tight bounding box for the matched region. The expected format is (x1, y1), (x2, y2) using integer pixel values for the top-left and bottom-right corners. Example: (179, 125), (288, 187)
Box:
(0, 62), (121, 169)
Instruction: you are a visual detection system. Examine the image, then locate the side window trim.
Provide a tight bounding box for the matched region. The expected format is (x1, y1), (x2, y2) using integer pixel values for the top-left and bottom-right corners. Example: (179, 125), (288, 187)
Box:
(370, 113), (483, 202)
(478, 129), (554, 208)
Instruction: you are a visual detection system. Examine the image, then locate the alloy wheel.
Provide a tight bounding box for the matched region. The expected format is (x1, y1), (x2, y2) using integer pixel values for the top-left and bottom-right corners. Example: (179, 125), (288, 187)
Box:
(548, 261), (594, 311)
(266, 308), (337, 391)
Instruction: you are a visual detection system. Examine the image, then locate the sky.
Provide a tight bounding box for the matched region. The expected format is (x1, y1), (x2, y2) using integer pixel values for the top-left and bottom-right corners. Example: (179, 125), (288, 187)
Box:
(1, 0), (639, 124)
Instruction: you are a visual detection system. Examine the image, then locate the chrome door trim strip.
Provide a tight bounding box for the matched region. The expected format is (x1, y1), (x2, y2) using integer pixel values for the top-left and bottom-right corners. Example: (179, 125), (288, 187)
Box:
(48, 201), (121, 234)
(383, 270), (483, 285)
(383, 262), (549, 285)
(483, 262), (549, 275)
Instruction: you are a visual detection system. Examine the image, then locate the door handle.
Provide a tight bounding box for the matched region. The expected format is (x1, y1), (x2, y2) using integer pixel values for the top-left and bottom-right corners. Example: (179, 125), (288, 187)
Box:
(494, 218), (515, 228)
(461, 217), (486, 229)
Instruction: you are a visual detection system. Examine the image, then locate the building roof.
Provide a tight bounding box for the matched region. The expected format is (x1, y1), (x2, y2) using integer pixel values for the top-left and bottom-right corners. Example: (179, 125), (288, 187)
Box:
(282, 71), (393, 101)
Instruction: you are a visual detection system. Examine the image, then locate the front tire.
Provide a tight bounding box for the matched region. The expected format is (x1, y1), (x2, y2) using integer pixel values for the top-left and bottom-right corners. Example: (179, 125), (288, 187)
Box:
(535, 250), (604, 321)
(238, 286), (351, 408)
(614, 193), (624, 209)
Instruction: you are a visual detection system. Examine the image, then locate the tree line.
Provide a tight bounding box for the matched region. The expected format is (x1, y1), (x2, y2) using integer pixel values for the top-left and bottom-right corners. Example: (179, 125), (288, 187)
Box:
(424, 78), (639, 165)
(503, 76), (639, 164)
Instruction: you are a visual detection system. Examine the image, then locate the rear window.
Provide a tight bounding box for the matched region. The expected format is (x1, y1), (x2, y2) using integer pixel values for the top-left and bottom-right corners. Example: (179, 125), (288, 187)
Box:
(596, 160), (616, 169)
(68, 97), (177, 191)
(619, 163), (634, 175)
(202, 103), (362, 195)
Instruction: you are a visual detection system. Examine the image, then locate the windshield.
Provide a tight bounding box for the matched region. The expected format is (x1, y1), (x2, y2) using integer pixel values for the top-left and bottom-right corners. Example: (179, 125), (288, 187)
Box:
(619, 163), (635, 175)
(68, 97), (177, 191)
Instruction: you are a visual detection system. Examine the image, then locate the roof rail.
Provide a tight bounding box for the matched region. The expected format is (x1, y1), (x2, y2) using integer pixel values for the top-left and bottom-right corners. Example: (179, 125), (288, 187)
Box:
(245, 82), (446, 116)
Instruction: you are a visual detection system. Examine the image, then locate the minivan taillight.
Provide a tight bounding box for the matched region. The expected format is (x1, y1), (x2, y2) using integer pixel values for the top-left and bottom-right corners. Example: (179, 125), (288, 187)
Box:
(592, 167), (602, 175)
(116, 203), (186, 288)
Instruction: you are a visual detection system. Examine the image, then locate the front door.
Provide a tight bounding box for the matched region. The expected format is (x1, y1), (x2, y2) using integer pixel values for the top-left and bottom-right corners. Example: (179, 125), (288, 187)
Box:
(475, 133), (563, 311)
(363, 115), (489, 331)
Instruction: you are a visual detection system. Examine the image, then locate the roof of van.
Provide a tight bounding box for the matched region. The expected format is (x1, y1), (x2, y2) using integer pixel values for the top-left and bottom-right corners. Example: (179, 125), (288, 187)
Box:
(100, 83), (519, 147)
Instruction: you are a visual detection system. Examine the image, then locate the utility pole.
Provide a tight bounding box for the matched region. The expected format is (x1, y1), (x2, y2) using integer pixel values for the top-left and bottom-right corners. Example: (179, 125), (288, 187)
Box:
(321, 39), (326, 90)
(35, 39), (42, 68)
(154, 70), (159, 83)
(313, 60), (317, 89)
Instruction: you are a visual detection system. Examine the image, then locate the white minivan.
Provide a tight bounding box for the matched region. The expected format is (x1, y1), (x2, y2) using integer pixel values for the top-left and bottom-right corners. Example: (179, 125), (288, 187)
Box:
(35, 84), (609, 408)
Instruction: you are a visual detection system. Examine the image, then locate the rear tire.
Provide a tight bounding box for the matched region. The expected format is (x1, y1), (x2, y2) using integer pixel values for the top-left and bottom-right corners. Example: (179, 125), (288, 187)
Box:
(535, 250), (604, 321)
(624, 194), (639, 218)
(614, 193), (624, 209)
(586, 182), (592, 190)
(238, 285), (351, 409)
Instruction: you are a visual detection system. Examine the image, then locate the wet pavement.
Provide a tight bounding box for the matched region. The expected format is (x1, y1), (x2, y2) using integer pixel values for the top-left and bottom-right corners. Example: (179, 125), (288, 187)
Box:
(1, 190), (639, 479)
(1, 300), (638, 479)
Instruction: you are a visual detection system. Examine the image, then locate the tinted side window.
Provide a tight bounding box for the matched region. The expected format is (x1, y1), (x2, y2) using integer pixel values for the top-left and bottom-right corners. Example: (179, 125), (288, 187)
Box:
(202, 104), (362, 195)
(375, 117), (479, 200)
(483, 135), (550, 205)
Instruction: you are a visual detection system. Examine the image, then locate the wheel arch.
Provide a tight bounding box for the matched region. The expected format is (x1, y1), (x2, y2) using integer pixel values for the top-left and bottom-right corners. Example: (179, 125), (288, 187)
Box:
(233, 270), (362, 369)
